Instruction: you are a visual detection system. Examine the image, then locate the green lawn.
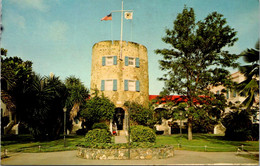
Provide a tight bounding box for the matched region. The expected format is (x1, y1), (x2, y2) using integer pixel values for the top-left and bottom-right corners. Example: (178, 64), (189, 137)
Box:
(156, 134), (259, 152)
(1, 133), (259, 153)
(1, 134), (85, 153)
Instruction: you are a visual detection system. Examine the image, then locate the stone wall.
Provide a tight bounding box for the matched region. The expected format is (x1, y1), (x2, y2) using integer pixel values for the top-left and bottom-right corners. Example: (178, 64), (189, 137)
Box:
(77, 147), (174, 160)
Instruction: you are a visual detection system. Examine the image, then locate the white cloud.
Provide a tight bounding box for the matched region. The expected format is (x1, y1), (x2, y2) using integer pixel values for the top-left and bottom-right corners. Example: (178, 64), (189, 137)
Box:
(9, 0), (49, 12)
(48, 21), (68, 41)
(4, 10), (26, 29)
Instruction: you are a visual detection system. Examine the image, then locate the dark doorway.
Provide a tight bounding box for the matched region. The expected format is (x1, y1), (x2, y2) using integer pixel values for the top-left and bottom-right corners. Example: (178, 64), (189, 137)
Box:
(113, 108), (125, 130)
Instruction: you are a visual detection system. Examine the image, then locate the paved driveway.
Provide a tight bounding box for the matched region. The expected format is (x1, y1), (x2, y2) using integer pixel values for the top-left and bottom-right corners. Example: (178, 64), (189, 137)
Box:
(1, 150), (258, 165)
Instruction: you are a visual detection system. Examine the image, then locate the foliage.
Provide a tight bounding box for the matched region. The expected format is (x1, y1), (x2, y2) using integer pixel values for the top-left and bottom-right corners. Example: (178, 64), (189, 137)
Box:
(237, 40), (259, 110)
(130, 125), (156, 143)
(21, 74), (67, 140)
(1, 50), (68, 141)
(85, 129), (111, 143)
(65, 76), (89, 121)
(92, 123), (109, 131)
(76, 128), (88, 135)
(79, 142), (170, 149)
(124, 101), (156, 128)
(80, 94), (115, 130)
(155, 6), (238, 140)
(222, 107), (253, 141)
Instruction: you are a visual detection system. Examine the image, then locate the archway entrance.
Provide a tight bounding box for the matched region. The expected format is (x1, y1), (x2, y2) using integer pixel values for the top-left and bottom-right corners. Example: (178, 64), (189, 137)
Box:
(113, 108), (125, 130)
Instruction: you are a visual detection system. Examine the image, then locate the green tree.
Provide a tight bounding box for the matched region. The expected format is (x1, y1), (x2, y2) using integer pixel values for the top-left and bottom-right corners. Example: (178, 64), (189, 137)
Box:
(124, 101), (155, 128)
(65, 76), (89, 121)
(1, 52), (34, 128)
(237, 40), (259, 110)
(222, 104), (253, 141)
(155, 7), (238, 140)
(22, 74), (67, 140)
(80, 92), (115, 130)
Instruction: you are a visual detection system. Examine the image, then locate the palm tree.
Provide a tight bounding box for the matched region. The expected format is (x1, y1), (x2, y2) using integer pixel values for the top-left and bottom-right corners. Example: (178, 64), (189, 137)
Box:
(22, 74), (67, 140)
(65, 76), (89, 121)
(237, 40), (259, 110)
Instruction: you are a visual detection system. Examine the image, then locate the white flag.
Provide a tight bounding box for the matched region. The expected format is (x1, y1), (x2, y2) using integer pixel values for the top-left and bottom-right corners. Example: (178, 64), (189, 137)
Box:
(124, 12), (133, 20)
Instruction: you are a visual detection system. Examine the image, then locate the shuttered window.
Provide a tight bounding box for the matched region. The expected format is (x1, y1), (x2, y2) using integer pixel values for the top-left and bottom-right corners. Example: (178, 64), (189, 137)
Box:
(135, 58), (140, 68)
(124, 80), (140, 92)
(125, 56), (129, 66)
(125, 56), (140, 68)
(102, 56), (117, 66)
(101, 79), (117, 91)
(136, 80), (140, 92)
(113, 79), (117, 91)
(124, 80), (128, 91)
(101, 80), (105, 91)
(102, 57), (106, 66)
(113, 56), (117, 65)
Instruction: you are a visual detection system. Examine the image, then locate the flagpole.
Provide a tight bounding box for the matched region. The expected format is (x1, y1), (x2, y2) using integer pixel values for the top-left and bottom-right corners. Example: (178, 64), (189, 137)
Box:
(120, 0), (124, 60)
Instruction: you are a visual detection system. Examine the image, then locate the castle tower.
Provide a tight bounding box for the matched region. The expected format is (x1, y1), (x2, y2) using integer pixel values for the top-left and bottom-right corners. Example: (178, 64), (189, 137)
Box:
(90, 40), (149, 134)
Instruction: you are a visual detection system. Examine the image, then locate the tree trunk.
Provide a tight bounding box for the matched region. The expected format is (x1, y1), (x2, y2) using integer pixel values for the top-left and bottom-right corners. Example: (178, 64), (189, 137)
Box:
(187, 116), (193, 140)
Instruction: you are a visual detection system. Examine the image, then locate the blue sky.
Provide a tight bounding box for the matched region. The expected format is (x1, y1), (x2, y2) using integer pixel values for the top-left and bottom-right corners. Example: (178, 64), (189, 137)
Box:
(1, 0), (259, 95)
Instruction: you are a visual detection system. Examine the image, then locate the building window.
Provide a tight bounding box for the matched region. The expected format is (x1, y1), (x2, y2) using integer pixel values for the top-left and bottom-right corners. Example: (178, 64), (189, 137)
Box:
(101, 79), (117, 91)
(102, 56), (117, 66)
(124, 80), (140, 92)
(128, 57), (135, 66)
(125, 56), (140, 68)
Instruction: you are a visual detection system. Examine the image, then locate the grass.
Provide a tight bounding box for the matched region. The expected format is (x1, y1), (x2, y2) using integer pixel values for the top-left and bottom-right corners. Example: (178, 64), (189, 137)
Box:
(1, 134), (85, 153)
(156, 134), (259, 152)
(1, 133), (259, 153)
(237, 154), (259, 161)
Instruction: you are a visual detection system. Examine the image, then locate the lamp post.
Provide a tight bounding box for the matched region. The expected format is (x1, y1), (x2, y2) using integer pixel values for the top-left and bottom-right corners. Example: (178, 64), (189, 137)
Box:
(63, 107), (67, 147)
(179, 111), (183, 137)
(128, 107), (131, 159)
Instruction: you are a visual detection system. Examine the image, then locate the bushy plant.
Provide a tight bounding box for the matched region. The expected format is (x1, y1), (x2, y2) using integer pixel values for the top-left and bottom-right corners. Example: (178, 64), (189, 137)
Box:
(222, 109), (253, 141)
(130, 125), (156, 143)
(78, 142), (170, 149)
(92, 123), (109, 131)
(85, 129), (111, 143)
(124, 101), (156, 128)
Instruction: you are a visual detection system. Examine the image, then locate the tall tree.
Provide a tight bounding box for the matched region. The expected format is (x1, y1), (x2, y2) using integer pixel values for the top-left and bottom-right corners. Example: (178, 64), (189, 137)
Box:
(155, 7), (238, 140)
(22, 74), (67, 140)
(65, 76), (89, 121)
(237, 40), (259, 110)
(80, 92), (115, 130)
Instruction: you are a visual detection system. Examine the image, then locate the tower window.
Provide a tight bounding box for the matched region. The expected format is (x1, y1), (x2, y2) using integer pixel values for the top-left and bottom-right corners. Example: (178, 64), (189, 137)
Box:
(125, 56), (140, 68)
(128, 57), (135, 66)
(102, 56), (117, 66)
(128, 80), (135, 91)
(101, 79), (117, 91)
(124, 80), (140, 92)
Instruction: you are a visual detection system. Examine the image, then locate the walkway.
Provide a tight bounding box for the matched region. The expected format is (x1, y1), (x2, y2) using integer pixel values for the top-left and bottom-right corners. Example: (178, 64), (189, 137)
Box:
(1, 150), (258, 165)
(114, 135), (128, 143)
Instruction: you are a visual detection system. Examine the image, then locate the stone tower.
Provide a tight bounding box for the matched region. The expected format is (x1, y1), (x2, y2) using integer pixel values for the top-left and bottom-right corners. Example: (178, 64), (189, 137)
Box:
(90, 40), (149, 134)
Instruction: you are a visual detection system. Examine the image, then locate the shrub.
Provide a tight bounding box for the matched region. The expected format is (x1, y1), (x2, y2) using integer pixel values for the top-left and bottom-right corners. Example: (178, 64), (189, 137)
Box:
(222, 109), (253, 141)
(92, 123), (109, 131)
(85, 129), (111, 143)
(76, 128), (88, 135)
(78, 142), (170, 149)
(130, 125), (156, 143)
